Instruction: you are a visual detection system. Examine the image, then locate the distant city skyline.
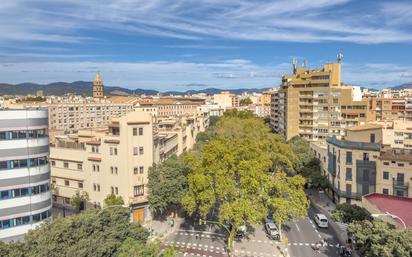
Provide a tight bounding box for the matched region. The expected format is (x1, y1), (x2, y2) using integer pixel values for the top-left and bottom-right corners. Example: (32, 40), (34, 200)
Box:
(0, 0), (411, 90)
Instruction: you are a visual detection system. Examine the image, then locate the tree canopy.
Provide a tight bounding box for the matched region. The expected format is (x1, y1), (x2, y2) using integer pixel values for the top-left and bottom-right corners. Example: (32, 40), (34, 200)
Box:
(239, 97), (253, 106)
(331, 203), (372, 224)
(104, 193), (125, 207)
(348, 220), (412, 257)
(147, 155), (189, 216)
(181, 111), (309, 251)
(300, 158), (330, 189)
(71, 191), (89, 212)
(288, 136), (315, 171)
(0, 208), (170, 257)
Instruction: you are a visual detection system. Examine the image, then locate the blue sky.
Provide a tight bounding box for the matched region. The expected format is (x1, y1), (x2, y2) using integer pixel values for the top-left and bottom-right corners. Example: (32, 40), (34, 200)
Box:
(0, 0), (411, 91)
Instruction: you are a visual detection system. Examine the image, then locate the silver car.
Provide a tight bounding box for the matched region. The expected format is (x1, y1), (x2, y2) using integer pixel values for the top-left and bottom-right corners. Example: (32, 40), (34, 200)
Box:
(265, 222), (280, 240)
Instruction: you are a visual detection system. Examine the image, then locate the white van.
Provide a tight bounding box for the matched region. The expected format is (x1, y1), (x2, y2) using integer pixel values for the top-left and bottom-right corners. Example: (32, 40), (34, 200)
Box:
(314, 213), (328, 228)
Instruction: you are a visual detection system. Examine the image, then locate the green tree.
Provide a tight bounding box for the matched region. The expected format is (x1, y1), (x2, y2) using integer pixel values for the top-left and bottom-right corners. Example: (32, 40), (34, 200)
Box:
(300, 158), (330, 189)
(181, 115), (308, 254)
(348, 220), (412, 257)
(239, 97), (253, 106)
(118, 238), (175, 257)
(104, 193), (125, 207)
(71, 191), (89, 212)
(2, 208), (155, 257)
(147, 155), (189, 216)
(332, 203), (372, 223)
(288, 136), (315, 171)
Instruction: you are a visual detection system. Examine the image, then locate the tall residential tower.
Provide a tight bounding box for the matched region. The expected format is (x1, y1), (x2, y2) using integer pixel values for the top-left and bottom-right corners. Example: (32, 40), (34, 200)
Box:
(0, 109), (52, 242)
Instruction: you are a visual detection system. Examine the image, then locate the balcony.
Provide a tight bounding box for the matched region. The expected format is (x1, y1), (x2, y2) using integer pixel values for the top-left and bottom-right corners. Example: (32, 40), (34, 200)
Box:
(393, 180), (409, 190)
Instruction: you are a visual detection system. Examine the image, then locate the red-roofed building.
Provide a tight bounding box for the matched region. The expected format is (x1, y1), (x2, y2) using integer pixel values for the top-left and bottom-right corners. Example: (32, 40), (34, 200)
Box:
(362, 193), (412, 228)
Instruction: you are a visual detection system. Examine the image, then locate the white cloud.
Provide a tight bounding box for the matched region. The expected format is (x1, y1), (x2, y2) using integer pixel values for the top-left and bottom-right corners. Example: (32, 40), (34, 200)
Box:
(0, 0), (411, 44)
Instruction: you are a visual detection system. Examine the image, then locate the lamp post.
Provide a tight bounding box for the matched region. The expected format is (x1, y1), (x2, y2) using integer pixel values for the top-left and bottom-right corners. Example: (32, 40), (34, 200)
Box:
(371, 211), (407, 228)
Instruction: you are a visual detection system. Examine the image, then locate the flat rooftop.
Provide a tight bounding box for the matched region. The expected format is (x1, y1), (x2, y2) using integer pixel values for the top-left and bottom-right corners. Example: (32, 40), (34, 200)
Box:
(364, 193), (412, 228)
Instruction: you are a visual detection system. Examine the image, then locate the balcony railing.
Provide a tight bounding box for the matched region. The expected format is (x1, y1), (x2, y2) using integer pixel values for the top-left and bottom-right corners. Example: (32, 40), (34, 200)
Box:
(393, 180), (409, 190)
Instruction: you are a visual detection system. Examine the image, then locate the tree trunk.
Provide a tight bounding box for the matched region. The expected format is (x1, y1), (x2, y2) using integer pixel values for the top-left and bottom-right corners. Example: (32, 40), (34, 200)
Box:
(278, 219), (282, 240)
(228, 226), (236, 257)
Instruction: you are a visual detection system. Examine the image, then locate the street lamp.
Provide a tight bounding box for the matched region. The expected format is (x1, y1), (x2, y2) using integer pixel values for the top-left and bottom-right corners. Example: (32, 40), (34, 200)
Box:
(371, 211), (407, 229)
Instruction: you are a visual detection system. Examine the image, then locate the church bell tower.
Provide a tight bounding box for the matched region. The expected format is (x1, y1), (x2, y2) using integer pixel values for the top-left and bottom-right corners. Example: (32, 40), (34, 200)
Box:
(93, 72), (104, 98)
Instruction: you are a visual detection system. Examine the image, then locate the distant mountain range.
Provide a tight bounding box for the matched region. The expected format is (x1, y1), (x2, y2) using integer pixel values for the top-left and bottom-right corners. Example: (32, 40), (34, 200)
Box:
(0, 81), (410, 96)
(0, 81), (272, 96)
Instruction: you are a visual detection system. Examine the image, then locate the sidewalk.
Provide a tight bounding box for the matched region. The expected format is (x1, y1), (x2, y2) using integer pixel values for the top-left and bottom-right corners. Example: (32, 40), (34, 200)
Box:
(144, 217), (184, 240)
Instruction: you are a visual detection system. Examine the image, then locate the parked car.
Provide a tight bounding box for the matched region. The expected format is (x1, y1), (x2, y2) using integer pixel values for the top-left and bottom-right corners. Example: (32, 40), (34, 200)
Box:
(265, 221), (280, 240)
(314, 213), (329, 228)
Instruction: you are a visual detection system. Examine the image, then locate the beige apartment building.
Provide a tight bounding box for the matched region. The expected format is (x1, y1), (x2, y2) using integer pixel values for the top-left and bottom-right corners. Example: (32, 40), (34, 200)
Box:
(137, 97), (205, 117)
(311, 124), (412, 204)
(213, 91), (239, 109)
(50, 110), (208, 223)
(271, 60), (370, 141)
(367, 98), (405, 121)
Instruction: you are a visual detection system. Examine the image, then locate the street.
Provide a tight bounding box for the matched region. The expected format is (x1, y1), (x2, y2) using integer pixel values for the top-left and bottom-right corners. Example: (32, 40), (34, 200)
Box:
(285, 205), (342, 257)
(162, 203), (344, 257)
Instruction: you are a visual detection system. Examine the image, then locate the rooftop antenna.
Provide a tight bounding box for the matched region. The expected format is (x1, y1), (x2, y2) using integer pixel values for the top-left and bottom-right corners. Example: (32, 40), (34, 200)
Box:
(303, 60), (307, 68)
(292, 57), (297, 74)
(337, 53), (344, 63)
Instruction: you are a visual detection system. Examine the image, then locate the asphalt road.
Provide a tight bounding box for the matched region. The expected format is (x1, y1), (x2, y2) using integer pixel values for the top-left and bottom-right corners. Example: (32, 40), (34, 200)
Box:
(285, 205), (342, 257)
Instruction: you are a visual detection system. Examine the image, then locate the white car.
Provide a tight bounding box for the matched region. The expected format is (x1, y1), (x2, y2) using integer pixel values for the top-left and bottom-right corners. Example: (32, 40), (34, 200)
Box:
(314, 213), (328, 228)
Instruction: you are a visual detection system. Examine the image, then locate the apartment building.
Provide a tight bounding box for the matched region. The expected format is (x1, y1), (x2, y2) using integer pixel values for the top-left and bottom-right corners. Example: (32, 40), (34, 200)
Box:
(311, 124), (412, 204)
(271, 59), (370, 141)
(0, 109), (52, 242)
(137, 97), (205, 117)
(270, 89), (280, 132)
(406, 98), (412, 121)
(50, 110), (208, 223)
(213, 91), (240, 109)
(368, 98), (405, 121)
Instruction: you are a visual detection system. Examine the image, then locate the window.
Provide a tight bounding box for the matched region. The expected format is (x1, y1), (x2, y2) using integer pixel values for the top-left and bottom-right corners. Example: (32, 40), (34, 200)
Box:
(110, 147), (113, 155)
(346, 151), (352, 164)
(139, 147), (144, 155)
(64, 197), (71, 204)
(133, 147), (138, 156)
(382, 188), (389, 195)
(93, 164), (96, 172)
(363, 153), (369, 161)
(96, 165), (100, 172)
(370, 133), (375, 143)
(394, 140), (404, 145)
(383, 171), (389, 180)
(114, 148), (118, 155)
(97, 184), (100, 192)
(78, 182), (83, 189)
(93, 184), (97, 191)
(139, 128), (143, 136)
(115, 167), (118, 174)
(51, 161), (56, 166)
(111, 186), (114, 194)
(139, 166), (144, 174)
(77, 163), (82, 170)
(110, 166), (114, 174)
(383, 162), (389, 166)
(398, 163), (405, 167)
(133, 128), (138, 136)
(346, 184), (352, 195)
(133, 185), (144, 196)
(115, 187), (118, 195)
(345, 168), (352, 181)
(64, 162), (69, 168)
(134, 167), (138, 174)
(64, 180), (70, 186)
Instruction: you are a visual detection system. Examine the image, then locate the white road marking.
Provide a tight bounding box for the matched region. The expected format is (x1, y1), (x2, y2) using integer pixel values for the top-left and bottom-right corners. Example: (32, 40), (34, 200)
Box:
(299, 243), (303, 246)
(257, 240), (262, 243)
(295, 224), (301, 232)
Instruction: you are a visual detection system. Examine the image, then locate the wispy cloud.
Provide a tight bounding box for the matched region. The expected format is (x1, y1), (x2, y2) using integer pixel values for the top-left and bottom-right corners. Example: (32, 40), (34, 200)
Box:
(0, 0), (411, 44)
